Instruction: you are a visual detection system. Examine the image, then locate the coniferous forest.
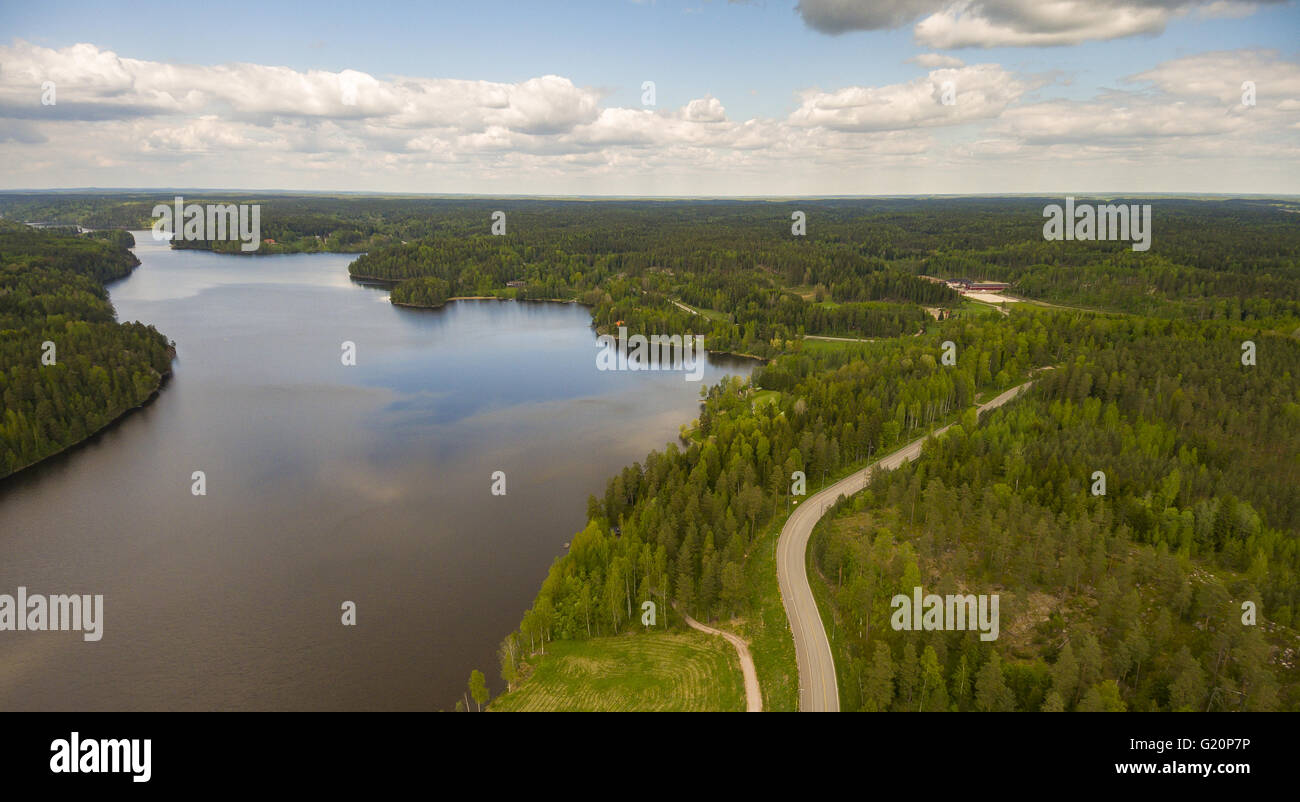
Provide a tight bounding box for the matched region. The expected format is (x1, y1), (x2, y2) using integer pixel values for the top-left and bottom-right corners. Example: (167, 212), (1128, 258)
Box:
(3, 195), (1297, 712)
(0, 222), (172, 478)
(812, 318), (1300, 711)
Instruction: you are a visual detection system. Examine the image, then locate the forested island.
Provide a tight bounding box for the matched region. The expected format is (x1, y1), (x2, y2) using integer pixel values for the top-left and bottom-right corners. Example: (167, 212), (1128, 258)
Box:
(0, 222), (172, 478)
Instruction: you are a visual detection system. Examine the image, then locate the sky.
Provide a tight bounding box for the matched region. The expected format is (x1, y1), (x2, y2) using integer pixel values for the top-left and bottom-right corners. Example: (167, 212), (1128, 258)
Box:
(1, 0), (1298, 195)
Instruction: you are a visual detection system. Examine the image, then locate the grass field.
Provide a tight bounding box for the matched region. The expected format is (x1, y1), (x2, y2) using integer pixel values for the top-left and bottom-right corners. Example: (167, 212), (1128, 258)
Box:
(736, 515), (800, 711)
(799, 337), (875, 355)
(491, 630), (747, 712)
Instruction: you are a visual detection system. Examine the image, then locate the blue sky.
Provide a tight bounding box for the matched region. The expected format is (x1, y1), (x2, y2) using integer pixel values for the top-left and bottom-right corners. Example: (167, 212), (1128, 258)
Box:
(8, 0), (1297, 114)
(1, 1), (1298, 193)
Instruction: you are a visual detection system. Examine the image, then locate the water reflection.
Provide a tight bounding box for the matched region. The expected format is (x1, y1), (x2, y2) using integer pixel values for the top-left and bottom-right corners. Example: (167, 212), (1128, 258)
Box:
(0, 234), (754, 710)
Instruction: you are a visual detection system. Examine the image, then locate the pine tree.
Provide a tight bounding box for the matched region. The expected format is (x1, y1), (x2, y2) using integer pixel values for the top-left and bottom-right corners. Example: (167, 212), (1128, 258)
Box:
(975, 652), (1015, 712)
(863, 642), (895, 713)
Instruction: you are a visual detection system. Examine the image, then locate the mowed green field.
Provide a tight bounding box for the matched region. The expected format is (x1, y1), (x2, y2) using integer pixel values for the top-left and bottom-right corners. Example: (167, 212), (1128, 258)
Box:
(491, 630), (746, 712)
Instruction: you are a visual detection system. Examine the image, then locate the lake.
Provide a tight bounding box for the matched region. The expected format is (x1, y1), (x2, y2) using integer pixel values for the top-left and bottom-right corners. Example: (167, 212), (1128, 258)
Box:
(0, 233), (754, 710)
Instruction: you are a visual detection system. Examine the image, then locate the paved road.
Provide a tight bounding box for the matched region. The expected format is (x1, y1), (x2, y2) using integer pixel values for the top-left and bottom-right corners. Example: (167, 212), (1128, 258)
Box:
(680, 611), (763, 712)
(776, 379), (1037, 712)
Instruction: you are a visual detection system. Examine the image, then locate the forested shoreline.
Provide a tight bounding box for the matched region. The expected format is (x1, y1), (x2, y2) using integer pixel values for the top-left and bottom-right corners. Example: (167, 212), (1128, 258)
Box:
(0, 222), (173, 479)
(496, 308), (1300, 711)
(7, 194), (1296, 323)
(3, 195), (1297, 712)
(346, 202), (963, 359)
(477, 199), (1299, 711)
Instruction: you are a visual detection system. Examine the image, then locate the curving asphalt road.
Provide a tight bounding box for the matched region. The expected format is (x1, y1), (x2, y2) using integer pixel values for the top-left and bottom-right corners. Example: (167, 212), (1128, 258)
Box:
(777, 379), (1037, 712)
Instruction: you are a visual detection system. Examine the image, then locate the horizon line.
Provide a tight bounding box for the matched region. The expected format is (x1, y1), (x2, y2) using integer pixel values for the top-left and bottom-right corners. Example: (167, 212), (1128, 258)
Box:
(2, 188), (1298, 201)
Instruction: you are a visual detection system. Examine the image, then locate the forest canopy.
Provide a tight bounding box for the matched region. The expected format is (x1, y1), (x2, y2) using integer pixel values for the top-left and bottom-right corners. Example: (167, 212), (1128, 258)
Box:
(4, 194), (1297, 711)
(0, 221), (172, 478)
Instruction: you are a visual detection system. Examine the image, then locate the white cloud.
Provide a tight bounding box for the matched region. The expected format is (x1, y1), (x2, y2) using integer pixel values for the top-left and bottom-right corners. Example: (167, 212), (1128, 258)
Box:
(994, 99), (1249, 144)
(908, 53), (965, 68)
(914, 1), (1174, 49)
(987, 50), (1300, 166)
(790, 64), (1028, 131)
(794, 0), (1285, 49)
(0, 41), (1296, 194)
(1128, 48), (1300, 105)
(682, 95), (727, 123)
(0, 41), (603, 134)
